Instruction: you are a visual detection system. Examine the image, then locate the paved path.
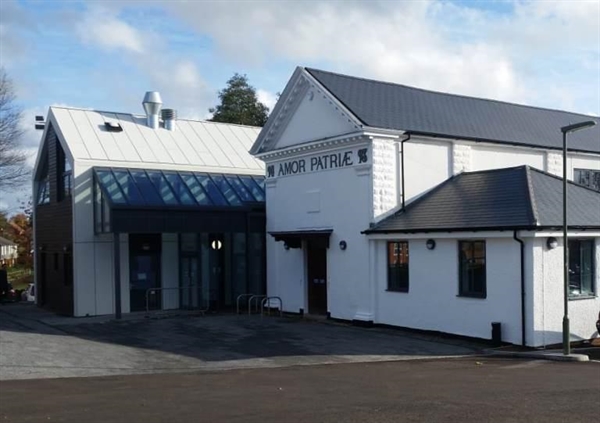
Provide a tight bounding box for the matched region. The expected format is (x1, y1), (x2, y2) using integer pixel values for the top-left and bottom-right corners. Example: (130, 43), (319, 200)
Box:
(0, 304), (480, 380)
(1, 358), (599, 423)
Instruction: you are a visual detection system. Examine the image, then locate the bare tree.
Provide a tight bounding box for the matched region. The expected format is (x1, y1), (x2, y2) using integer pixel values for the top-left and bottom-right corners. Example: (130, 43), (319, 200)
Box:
(0, 68), (28, 190)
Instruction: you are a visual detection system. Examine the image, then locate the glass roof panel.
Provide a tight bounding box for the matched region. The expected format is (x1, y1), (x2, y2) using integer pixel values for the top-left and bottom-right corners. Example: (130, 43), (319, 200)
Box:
(112, 169), (145, 205)
(195, 173), (229, 206)
(252, 176), (265, 191)
(239, 175), (265, 202)
(179, 173), (213, 206)
(163, 172), (197, 206)
(146, 170), (179, 205)
(129, 170), (164, 205)
(96, 169), (126, 204)
(225, 175), (254, 202)
(209, 174), (242, 206)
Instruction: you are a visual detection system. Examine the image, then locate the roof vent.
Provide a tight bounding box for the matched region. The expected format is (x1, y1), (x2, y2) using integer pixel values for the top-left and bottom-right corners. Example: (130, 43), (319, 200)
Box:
(105, 121), (123, 132)
(161, 108), (177, 131)
(142, 91), (162, 129)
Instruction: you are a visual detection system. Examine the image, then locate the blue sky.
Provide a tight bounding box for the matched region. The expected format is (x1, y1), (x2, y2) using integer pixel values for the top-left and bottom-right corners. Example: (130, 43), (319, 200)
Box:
(1, 0), (599, 211)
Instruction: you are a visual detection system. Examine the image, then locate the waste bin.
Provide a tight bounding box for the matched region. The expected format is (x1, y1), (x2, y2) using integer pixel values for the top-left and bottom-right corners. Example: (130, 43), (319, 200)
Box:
(491, 322), (502, 346)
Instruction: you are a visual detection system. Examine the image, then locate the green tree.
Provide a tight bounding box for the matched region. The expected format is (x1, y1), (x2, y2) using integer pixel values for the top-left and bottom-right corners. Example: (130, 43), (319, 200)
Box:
(209, 73), (269, 126)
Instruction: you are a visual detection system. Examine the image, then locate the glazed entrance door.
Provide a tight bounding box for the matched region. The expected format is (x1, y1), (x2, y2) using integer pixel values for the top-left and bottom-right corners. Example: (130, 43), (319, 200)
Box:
(307, 244), (327, 315)
(180, 256), (199, 309)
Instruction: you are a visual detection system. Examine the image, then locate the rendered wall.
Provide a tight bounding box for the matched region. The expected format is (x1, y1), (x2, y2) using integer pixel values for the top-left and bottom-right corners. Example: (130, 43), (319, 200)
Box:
(374, 237), (524, 344)
(265, 143), (373, 320)
(531, 236), (600, 347)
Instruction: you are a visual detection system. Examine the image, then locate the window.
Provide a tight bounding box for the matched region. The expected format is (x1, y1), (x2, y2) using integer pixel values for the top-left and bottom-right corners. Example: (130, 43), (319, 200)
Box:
(57, 141), (72, 201)
(574, 168), (600, 192)
(568, 239), (596, 297)
(387, 241), (409, 292)
(37, 178), (50, 205)
(459, 241), (486, 298)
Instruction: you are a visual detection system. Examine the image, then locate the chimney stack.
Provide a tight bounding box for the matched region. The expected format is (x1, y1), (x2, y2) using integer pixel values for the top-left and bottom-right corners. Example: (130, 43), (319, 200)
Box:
(161, 108), (177, 131)
(142, 91), (162, 129)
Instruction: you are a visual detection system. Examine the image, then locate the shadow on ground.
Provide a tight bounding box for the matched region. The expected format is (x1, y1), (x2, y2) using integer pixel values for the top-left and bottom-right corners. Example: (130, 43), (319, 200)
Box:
(0, 303), (483, 380)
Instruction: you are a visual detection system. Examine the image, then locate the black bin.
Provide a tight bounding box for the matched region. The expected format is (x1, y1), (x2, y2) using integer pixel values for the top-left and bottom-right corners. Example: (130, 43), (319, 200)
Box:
(491, 322), (502, 346)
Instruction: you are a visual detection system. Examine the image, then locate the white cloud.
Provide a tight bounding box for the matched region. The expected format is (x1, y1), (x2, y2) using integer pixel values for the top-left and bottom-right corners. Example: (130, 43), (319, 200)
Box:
(150, 0), (598, 114)
(257, 89), (277, 112)
(75, 8), (145, 53)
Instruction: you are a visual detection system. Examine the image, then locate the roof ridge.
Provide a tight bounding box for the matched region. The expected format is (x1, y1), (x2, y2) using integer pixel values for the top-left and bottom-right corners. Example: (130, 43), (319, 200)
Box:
(305, 68), (599, 119)
(523, 166), (540, 226)
(50, 106), (261, 128)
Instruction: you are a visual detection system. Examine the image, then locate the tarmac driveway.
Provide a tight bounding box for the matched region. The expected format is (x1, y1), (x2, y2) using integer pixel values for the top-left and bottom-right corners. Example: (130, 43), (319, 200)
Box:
(0, 304), (480, 380)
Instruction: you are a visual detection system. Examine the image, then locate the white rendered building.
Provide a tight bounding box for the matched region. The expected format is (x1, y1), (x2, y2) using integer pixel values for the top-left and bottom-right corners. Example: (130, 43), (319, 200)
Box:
(251, 67), (600, 347)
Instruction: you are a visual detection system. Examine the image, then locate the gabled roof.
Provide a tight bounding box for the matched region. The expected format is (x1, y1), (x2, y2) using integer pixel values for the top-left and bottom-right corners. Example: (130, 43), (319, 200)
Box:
(46, 106), (264, 173)
(306, 68), (600, 154)
(364, 166), (600, 234)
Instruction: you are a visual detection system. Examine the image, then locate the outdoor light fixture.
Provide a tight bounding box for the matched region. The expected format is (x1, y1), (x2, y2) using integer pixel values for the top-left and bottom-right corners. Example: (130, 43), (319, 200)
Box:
(284, 242), (290, 251)
(546, 237), (558, 250)
(211, 240), (223, 250)
(339, 240), (347, 250)
(426, 239), (436, 250)
(560, 119), (597, 356)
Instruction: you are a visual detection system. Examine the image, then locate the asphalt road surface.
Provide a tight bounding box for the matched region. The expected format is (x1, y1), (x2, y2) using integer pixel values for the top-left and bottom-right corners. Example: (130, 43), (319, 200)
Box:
(2, 357), (599, 423)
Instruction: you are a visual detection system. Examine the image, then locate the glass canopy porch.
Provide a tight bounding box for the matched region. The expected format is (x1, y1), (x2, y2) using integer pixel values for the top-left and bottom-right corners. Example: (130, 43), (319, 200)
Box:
(93, 167), (265, 234)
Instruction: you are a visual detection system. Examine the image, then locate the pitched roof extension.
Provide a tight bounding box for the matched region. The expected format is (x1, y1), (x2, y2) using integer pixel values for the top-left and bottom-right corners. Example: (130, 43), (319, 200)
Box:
(364, 166), (600, 234)
(307, 68), (600, 154)
(47, 106), (264, 173)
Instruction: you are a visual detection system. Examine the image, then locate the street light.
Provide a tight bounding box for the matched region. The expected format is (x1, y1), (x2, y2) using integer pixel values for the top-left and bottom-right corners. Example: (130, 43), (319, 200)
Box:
(560, 120), (596, 356)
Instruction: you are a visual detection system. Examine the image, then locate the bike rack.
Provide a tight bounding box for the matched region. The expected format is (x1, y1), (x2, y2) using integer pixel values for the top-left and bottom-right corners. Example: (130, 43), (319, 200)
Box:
(236, 293), (255, 314)
(261, 296), (283, 318)
(248, 295), (267, 315)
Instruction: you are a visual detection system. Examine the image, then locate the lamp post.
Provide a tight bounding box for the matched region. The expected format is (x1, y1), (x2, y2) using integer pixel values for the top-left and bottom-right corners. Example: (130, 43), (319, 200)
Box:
(559, 120), (596, 356)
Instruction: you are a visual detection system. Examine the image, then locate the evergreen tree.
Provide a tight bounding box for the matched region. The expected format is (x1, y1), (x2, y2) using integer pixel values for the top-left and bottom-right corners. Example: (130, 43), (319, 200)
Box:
(209, 73), (269, 126)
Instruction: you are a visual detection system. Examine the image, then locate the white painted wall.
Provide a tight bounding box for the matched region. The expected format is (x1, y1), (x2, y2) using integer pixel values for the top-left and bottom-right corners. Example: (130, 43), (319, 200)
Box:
(276, 88), (356, 149)
(374, 237), (524, 344)
(471, 144), (545, 172)
(402, 140), (452, 203)
(265, 143), (373, 320)
(531, 236), (600, 347)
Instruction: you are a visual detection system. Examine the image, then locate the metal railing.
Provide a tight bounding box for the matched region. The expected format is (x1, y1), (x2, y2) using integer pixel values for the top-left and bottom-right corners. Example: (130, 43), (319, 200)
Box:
(261, 296), (283, 317)
(145, 286), (209, 315)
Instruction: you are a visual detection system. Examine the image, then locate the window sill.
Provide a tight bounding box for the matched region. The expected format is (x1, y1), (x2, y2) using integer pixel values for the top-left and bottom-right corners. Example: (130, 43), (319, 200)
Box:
(386, 289), (409, 294)
(457, 294), (487, 299)
(568, 295), (597, 301)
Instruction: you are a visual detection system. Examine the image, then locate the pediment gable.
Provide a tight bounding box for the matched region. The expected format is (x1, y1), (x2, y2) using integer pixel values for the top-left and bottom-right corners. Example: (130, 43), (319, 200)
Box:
(251, 67), (362, 155)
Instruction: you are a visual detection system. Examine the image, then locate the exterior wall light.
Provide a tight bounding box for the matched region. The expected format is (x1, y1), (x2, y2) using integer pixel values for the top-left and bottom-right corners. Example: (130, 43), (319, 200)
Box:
(211, 240), (223, 250)
(339, 240), (347, 250)
(284, 242), (290, 251)
(426, 239), (436, 250)
(547, 237), (558, 250)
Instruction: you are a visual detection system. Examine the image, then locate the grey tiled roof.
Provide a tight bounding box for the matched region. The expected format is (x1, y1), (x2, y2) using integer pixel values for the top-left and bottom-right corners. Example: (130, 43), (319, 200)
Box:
(364, 166), (600, 234)
(307, 68), (600, 154)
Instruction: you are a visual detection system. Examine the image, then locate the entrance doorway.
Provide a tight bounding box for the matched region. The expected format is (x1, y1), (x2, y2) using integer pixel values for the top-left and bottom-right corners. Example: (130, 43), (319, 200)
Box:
(129, 234), (161, 312)
(307, 243), (327, 315)
(180, 256), (199, 309)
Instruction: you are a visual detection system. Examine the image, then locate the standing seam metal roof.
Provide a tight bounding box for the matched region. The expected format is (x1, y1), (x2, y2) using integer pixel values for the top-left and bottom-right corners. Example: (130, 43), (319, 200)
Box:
(306, 68), (600, 154)
(49, 106), (264, 173)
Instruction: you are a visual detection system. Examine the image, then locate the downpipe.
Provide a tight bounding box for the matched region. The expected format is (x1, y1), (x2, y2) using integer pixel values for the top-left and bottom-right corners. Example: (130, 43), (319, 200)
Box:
(513, 230), (526, 346)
